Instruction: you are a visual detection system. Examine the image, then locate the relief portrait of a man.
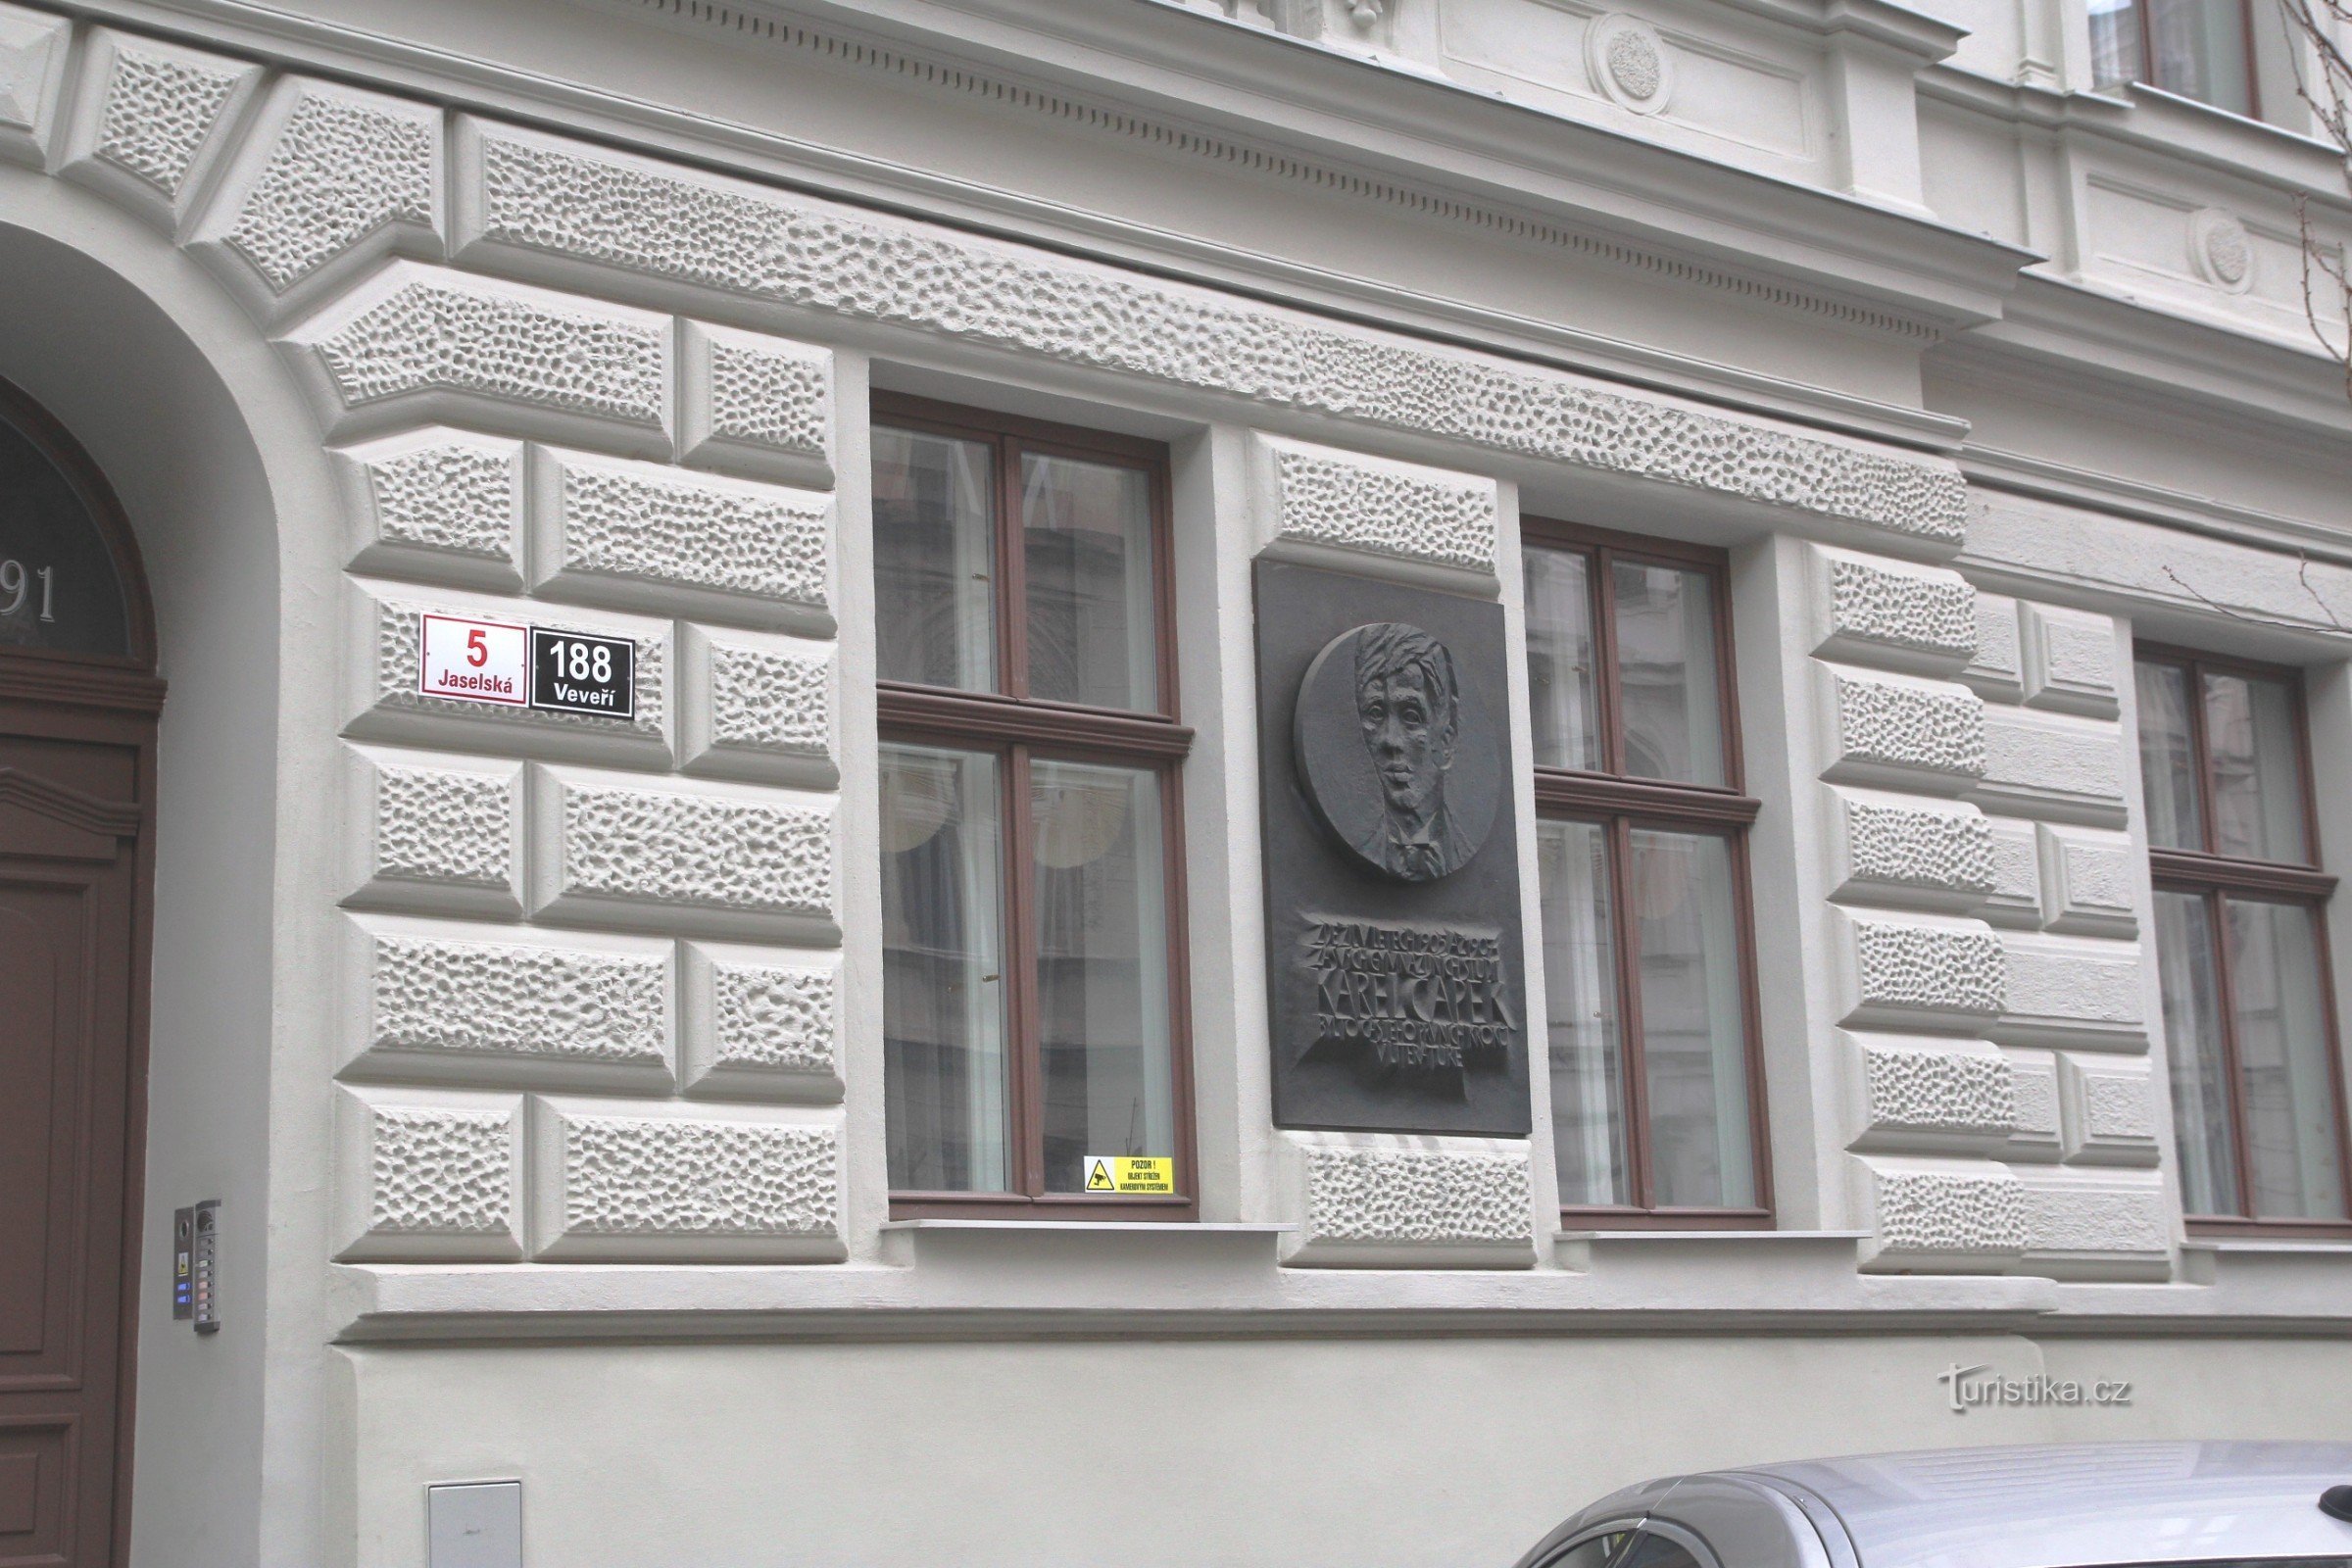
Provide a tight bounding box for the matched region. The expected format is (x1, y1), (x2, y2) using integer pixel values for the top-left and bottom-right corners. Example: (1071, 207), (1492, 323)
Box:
(1350, 621), (1481, 881)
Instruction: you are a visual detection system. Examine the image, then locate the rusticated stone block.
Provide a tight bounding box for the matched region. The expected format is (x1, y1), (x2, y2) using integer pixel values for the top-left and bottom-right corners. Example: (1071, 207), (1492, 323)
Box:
(193, 77), (442, 314)
(60, 31), (259, 224)
(528, 447), (832, 627)
(527, 765), (837, 940)
(680, 942), (841, 1099)
(0, 5), (73, 168)
(679, 624), (836, 786)
(1855, 1156), (2028, 1270)
(1848, 1034), (2014, 1152)
(528, 1098), (844, 1260)
(452, 119), (1966, 542)
(1972, 708), (2127, 825)
(1979, 816), (2045, 929)
(1993, 932), (2145, 1048)
(285, 263), (670, 450)
(2021, 602), (2121, 718)
(1280, 1135), (1534, 1268)
(1827, 789), (1993, 909)
(1818, 667), (1985, 792)
(2001, 1047), (2065, 1163)
(680, 320), (835, 487)
(1250, 433), (1497, 578)
(1811, 548), (1977, 671)
(336, 428), (525, 590)
(343, 914), (672, 1087)
(2015, 1170), (2171, 1279)
(1959, 592), (2024, 703)
(2038, 824), (2137, 936)
(344, 745), (521, 916)
(342, 579), (672, 765)
(334, 1085), (523, 1261)
(2059, 1054), (2161, 1166)
(1838, 911), (2006, 1027)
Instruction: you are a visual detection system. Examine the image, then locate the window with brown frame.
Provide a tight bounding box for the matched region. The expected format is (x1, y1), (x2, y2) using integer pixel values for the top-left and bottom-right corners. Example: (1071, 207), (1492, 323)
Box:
(2087, 0), (2259, 119)
(1522, 518), (1770, 1226)
(870, 393), (1196, 1219)
(2134, 646), (2352, 1231)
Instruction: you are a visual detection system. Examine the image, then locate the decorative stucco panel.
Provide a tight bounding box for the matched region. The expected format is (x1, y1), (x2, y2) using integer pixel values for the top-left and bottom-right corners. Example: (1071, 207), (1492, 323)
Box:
(352, 748), (520, 911)
(1959, 593), (2024, 702)
(2038, 824), (2138, 936)
(335, 1087), (523, 1260)
(2059, 1055), (2161, 1165)
(1853, 1036), (2015, 1144)
(1821, 668), (1986, 788)
(1973, 708), (2127, 824)
(1995, 933), (2145, 1043)
(1840, 912), (2007, 1024)
(1282, 1138), (1534, 1267)
(2020, 602), (2121, 717)
(66, 32), (255, 219)
(1856, 1158), (2030, 1267)
(680, 319), (835, 485)
(2016, 1171), (2171, 1276)
(215, 80), (440, 298)
(1253, 435), (1499, 575)
(1979, 816), (2045, 928)
(1832, 791), (1994, 904)
(1815, 550), (1978, 668)
(681, 944), (841, 1096)
(453, 121), (1967, 541)
(530, 1101), (844, 1259)
(339, 430), (525, 586)
(681, 624), (836, 784)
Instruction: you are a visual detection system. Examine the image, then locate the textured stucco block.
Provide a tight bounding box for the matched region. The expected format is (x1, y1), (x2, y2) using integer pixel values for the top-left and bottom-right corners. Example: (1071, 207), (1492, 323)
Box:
(680, 942), (842, 1100)
(1993, 932), (2146, 1048)
(528, 1098), (844, 1260)
(1810, 547), (1977, 673)
(0, 4), (73, 168)
(335, 428), (526, 591)
(343, 578), (673, 766)
(1846, 1033), (2014, 1152)
(451, 118), (1965, 541)
(527, 765), (838, 940)
(343, 913), (673, 1089)
(1980, 816), (2045, 930)
(1854, 1156), (2029, 1271)
(1825, 788), (1993, 910)
(679, 623), (837, 787)
(2015, 1170), (2171, 1279)
(679, 320), (835, 488)
(2020, 603), (2121, 718)
(1959, 593), (2024, 702)
(2000, 1047), (2066, 1162)
(528, 447), (833, 627)
(1971, 708), (2127, 825)
(2059, 1054), (2161, 1166)
(283, 263), (671, 452)
(58, 31), (260, 227)
(343, 745), (522, 917)
(334, 1085), (523, 1261)
(192, 77), (443, 316)
(1818, 666), (1985, 793)
(2037, 824), (2138, 936)
(1280, 1135), (1534, 1267)
(1250, 433), (1498, 580)
(1837, 911), (2006, 1029)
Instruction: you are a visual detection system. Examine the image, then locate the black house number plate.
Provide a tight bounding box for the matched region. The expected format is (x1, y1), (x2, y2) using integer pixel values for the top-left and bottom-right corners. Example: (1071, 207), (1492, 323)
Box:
(529, 627), (636, 718)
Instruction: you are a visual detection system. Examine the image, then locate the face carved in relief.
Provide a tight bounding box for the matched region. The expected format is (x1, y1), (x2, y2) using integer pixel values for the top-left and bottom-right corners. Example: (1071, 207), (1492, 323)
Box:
(1350, 622), (1473, 882)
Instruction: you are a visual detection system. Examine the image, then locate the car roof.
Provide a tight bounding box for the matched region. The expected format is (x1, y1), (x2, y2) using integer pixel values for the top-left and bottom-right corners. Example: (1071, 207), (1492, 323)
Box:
(1528, 1443), (2352, 1568)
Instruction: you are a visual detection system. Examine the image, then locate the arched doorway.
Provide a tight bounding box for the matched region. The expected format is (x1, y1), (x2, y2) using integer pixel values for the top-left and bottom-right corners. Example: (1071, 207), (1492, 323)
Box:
(0, 375), (161, 1568)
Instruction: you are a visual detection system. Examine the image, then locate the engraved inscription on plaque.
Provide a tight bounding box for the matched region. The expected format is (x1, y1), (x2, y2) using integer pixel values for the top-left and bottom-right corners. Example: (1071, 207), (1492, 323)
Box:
(1256, 561), (1530, 1136)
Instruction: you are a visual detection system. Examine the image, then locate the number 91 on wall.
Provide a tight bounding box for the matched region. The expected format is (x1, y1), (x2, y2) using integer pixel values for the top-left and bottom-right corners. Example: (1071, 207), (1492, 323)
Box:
(416, 613), (636, 720)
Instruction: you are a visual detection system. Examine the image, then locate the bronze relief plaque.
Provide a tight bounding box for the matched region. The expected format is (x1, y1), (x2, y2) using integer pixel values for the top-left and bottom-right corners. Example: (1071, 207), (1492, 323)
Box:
(1255, 559), (1531, 1136)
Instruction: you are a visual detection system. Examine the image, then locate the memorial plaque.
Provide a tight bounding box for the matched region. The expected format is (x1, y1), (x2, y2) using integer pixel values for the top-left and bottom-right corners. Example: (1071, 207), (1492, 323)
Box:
(1255, 560), (1530, 1136)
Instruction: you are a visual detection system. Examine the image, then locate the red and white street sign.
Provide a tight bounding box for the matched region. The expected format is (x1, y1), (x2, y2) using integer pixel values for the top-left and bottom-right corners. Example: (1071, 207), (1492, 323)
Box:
(417, 612), (529, 707)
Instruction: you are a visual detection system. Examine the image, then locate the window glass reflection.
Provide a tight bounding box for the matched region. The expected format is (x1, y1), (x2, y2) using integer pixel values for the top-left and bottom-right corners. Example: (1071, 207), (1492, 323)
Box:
(1540, 819), (1627, 1207)
(1612, 561), (1724, 787)
(1022, 454), (1157, 712)
(873, 427), (996, 693)
(1630, 829), (1753, 1208)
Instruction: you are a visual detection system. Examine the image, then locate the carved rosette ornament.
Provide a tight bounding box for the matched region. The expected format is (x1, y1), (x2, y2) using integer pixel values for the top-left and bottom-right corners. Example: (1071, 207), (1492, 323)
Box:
(2188, 208), (2254, 293)
(1587, 13), (1674, 116)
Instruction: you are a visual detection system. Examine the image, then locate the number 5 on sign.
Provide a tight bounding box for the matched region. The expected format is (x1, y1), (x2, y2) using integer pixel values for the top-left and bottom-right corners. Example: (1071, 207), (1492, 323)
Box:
(417, 613), (528, 706)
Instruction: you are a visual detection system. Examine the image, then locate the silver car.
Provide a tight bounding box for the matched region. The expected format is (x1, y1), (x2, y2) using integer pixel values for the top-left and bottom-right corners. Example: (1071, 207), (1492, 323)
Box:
(1512, 1442), (2352, 1568)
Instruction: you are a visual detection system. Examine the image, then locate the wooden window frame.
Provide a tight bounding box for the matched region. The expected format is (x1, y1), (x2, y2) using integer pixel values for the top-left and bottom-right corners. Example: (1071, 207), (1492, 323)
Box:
(873, 392), (1199, 1221)
(1524, 516), (1772, 1230)
(2137, 642), (2352, 1236)
(2111, 0), (2262, 118)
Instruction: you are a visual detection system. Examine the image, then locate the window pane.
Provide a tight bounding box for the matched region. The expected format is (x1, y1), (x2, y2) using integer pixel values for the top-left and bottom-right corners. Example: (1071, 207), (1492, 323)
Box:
(873, 427), (996, 692)
(2225, 898), (2348, 1219)
(1031, 760), (1177, 1193)
(880, 744), (1009, 1192)
(1630, 829), (1753, 1208)
(1022, 453), (1158, 712)
(2146, 0), (2252, 115)
(2134, 661), (2204, 853)
(2089, 0), (2144, 88)
(1526, 547), (1601, 772)
(1612, 561), (1725, 787)
(1540, 819), (1628, 1207)
(2204, 671), (2309, 863)
(2155, 889), (2238, 1217)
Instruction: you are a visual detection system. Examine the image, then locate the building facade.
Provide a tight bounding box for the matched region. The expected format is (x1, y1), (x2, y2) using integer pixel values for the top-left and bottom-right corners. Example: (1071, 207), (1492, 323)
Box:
(0, 0), (2349, 1562)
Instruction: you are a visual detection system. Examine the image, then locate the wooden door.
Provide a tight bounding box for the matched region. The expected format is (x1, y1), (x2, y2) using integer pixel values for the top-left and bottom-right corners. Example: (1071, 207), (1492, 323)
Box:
(0, 733), (145, 1568)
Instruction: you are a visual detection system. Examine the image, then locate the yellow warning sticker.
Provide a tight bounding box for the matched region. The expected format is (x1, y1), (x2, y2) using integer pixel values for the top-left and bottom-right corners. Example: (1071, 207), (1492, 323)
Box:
(1082, 1155), (1176, 1195)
